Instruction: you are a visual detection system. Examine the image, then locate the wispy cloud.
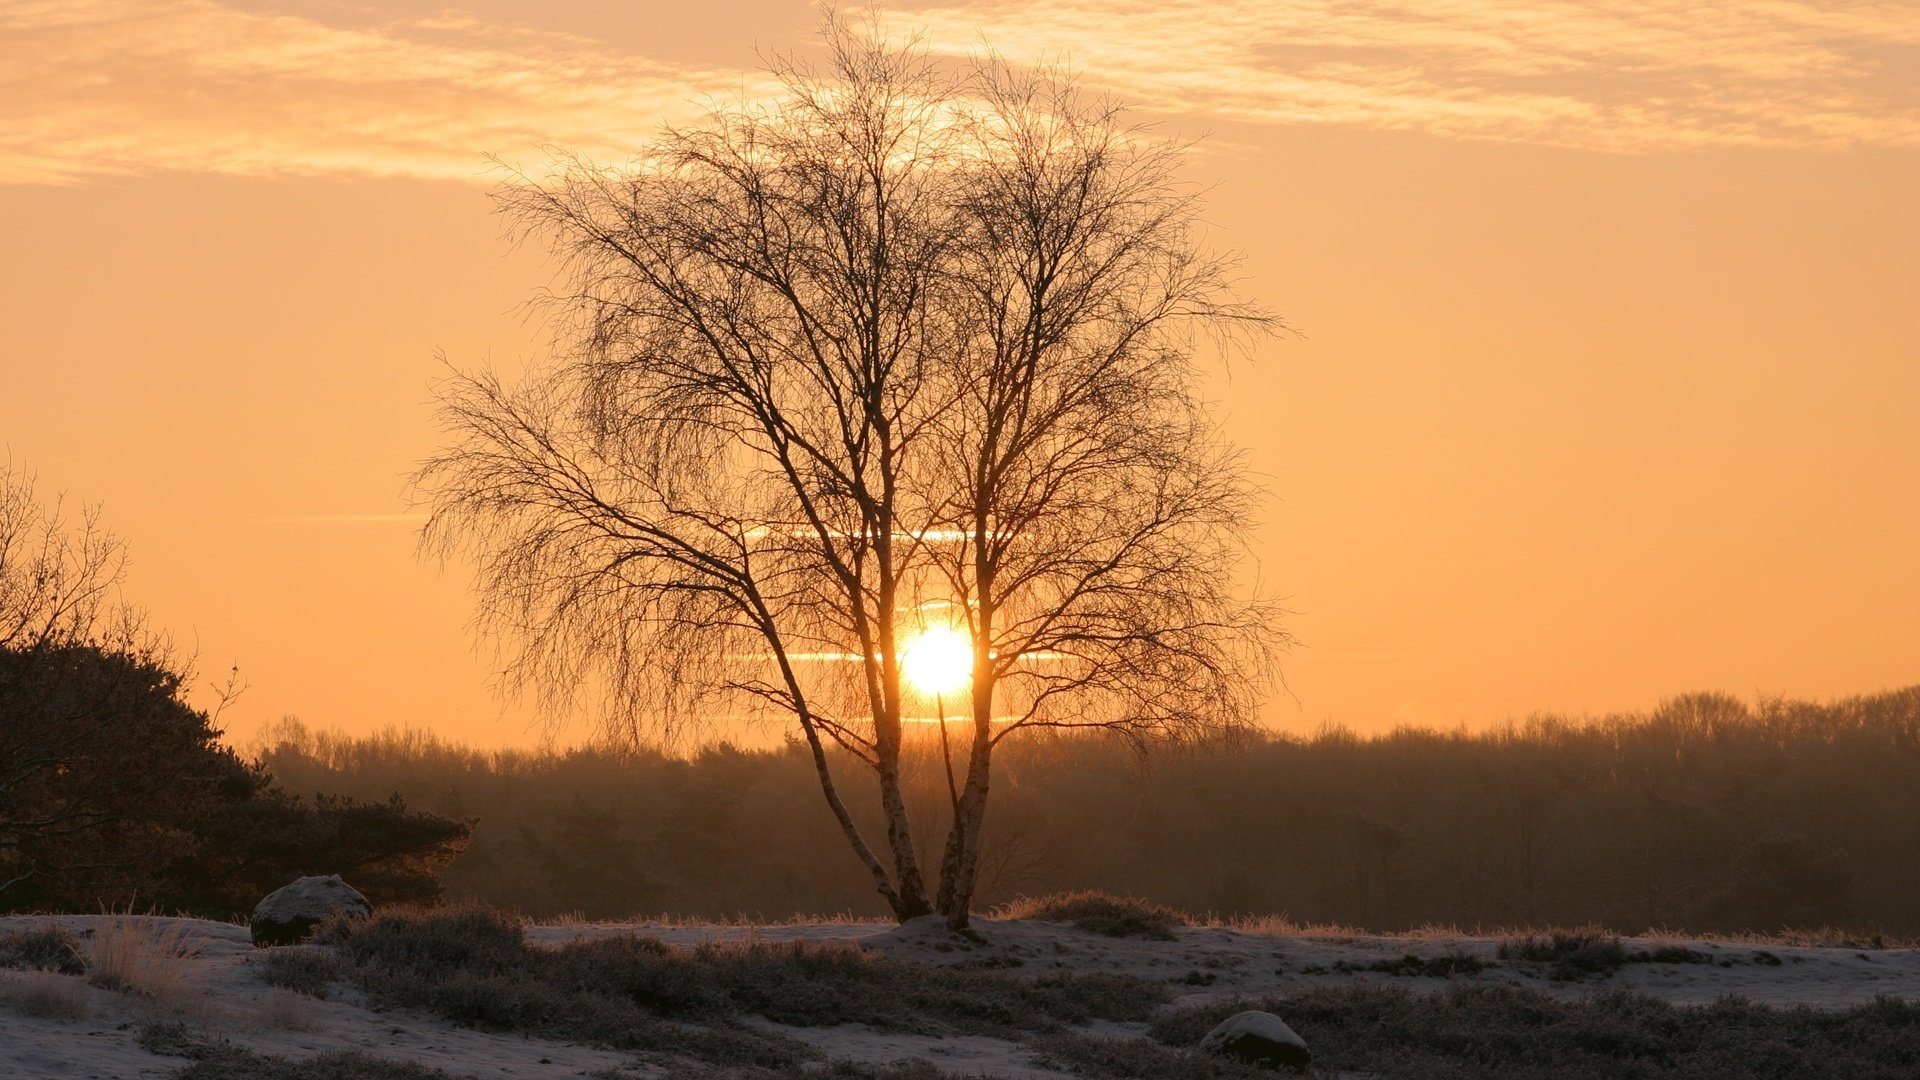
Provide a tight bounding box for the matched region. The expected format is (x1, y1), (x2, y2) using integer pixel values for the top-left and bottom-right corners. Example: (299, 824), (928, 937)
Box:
(0, 0), (776, 184)
(898, 0), (1920, 152)
(2, 0), (1913, 186)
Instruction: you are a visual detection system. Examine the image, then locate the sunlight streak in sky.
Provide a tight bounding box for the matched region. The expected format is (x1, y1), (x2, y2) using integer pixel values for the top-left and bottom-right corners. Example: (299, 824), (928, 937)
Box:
(251, 513), (431, 525)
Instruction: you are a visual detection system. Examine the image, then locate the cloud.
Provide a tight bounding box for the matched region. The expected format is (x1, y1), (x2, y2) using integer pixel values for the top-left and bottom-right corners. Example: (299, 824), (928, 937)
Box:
(2, 0), (1913, 186)
(0, 0), (777, 185)
(895, 0), (1920, 152)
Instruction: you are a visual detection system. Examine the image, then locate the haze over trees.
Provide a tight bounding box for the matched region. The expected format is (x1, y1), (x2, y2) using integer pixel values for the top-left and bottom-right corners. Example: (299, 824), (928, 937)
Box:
(256, 685), (1920, 937)
(416, 22), (1283, 927)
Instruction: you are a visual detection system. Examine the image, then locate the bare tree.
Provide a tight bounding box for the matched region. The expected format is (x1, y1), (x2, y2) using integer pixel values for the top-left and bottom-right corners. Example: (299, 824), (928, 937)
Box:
(415, 21), (1284, 928)
(0, 461), (131, 652)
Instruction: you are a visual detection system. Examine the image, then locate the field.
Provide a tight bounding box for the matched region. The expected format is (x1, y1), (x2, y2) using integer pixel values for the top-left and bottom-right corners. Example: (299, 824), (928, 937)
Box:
(5, 902), (1918, 1079)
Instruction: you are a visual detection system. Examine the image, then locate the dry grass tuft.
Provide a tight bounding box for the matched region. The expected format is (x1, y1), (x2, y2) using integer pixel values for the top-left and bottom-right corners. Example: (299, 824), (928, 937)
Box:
(88, 914), (205, 998)
(1, 971), (91, 1019)
(1211, 913), (1370, 941)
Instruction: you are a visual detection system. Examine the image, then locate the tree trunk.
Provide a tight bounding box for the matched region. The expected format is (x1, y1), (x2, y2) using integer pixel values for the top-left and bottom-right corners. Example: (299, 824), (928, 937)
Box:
(774, 639), (920, 921)
(874, 720), (934, 919)
(935, 697), (995, 929)
(795, 715), (912, 919)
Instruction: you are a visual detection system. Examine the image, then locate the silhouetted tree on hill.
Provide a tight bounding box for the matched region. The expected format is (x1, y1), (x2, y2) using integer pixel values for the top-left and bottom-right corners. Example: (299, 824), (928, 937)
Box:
(416, 18), (1284, 929)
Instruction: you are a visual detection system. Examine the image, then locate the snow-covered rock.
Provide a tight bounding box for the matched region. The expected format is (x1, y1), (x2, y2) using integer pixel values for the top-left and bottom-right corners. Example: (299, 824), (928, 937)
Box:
(250, 874), (370, 947)
(1199, 1009), (1312, 1071)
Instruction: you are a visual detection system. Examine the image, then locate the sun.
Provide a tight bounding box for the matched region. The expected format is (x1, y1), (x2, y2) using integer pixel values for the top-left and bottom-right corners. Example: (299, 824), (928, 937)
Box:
(900, 625), (974, 696)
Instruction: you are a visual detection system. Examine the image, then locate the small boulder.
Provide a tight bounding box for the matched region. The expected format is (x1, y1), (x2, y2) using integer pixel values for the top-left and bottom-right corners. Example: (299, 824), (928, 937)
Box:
(1199, 1010), (1312, 1072)
(250, 874), (370, 947)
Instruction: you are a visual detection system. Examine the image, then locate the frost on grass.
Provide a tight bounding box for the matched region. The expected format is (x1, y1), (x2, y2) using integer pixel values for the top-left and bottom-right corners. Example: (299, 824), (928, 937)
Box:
(311, 907), (1170, 1071)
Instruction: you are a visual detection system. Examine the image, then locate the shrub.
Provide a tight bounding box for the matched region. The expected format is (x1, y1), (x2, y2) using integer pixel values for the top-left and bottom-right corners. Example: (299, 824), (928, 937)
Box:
(258, 948), (340, 999)
(1646, 945), (1712, 965)
(1497, 932), (1719, 981)
(1364, 951), (1488, 978)
(318, 905), (523, 975)
(998, 891), (1187, 940)
(0, 923), (87, 975)
(1, 970), (91, 1018)
(1498, 929), (1633, 981)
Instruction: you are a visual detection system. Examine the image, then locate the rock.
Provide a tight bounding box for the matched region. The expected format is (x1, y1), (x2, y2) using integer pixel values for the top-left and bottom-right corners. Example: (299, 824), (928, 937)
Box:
(250, 874), (370, 947)
(1199, 1010), (1312, 1072)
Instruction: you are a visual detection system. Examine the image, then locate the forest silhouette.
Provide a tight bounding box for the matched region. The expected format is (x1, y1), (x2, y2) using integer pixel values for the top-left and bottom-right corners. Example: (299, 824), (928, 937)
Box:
(252, 684), (1920, 937)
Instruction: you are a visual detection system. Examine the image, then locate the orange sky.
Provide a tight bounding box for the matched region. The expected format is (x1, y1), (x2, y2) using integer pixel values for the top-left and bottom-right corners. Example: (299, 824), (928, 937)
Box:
(2, 1), (1915, 748)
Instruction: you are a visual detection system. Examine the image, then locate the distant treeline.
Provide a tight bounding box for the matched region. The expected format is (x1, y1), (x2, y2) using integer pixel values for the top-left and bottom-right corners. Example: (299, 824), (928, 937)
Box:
(253, 686), (1920, 936)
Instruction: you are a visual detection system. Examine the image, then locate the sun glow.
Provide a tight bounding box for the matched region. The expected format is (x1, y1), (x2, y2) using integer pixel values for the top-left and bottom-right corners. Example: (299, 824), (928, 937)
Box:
(900, 625), (974, 696)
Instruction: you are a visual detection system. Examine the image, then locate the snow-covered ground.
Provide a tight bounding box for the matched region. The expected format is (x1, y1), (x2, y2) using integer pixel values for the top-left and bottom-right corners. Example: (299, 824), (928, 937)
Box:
(3, 914), (1916, 1080)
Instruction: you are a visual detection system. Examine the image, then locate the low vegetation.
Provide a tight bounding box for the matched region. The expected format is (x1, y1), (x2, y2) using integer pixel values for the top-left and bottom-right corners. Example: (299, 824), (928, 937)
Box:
(1350, 952), (1489, 978)
(998, 891), (1187, 940)
(142, 1022), (467, 1080)
(1032, 1033), (1265, 1079)
(291, 907), (1168, 1070)
(259, 947), (339, 999)
(1499, 930), (1715, 981)
(655, 1060), (999, 1080)
(0, 923), (87, 975)
(1152, 985), (1920, 1079)
(0, 971), (91, 1019)
(246, 911), (1920, 1079)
